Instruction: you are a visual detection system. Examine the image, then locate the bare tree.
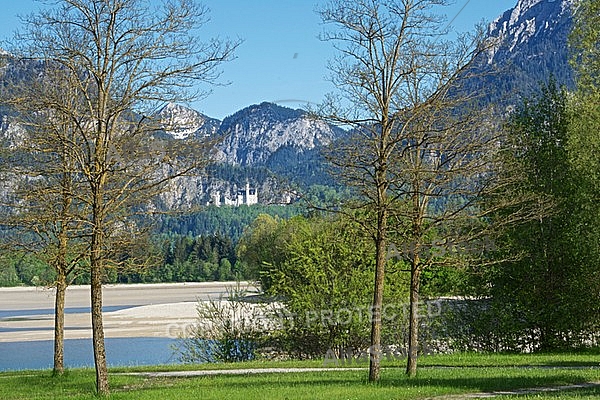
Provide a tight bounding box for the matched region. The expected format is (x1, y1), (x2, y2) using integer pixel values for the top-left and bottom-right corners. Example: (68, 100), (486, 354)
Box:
(316, 0), (526, 379)
(0, 61), (95, 376)
(6, 0), (238, 394)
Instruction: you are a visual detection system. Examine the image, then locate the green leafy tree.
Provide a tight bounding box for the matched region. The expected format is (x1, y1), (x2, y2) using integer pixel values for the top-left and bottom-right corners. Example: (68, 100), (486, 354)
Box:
(238, 212), (410, 360)
(569, 0), (600, 192)
(570, 0), (600, 94)
(267, 215), (375, 358)
(485, 81), (598, 351)
(0, 73), (90, 374)
(565, 0), (600, 335)
(236, 214), (287, 289)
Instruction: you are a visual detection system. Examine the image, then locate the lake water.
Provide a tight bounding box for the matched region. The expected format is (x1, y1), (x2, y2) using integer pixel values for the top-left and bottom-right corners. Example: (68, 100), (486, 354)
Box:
(0, 305), (136, 320)
(0, 337), (183, 371)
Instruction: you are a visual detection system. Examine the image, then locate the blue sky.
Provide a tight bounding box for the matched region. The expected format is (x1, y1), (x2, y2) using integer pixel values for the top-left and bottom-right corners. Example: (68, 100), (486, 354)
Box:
(0, 0), (517, 120)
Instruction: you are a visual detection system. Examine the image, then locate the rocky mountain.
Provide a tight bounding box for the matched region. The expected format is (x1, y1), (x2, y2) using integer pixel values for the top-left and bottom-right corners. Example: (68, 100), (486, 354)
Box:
(0, 0), (579, 210)
(470, 0), (575, 104)
(216, 102), (342, 166)
(157, 101), (343, 168)
(153, 101), (344, 207)
(156, 102), (220, 140)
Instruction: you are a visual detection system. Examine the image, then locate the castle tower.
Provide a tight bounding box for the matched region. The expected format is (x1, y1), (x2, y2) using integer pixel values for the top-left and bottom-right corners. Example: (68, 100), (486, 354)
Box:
(210, 190), (221, 207)
(245, 181), (258, 205)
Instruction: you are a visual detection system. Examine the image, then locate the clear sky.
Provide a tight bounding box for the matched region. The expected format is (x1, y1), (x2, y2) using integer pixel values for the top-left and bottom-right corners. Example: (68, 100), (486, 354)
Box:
(0, 0), (518, 120)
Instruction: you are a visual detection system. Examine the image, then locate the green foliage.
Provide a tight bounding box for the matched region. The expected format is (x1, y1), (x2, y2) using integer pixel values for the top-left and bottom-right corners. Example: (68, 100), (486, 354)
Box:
(238, 212), (411, 359)
(569, 0), (600, 196)
(570, 0), (600, 93)
(269, 215), (375, 358)
(0, 251), (54, 286)
(175, 284), (267, 363)
(0, 202), (309, 286)
(123, 233), (240, 283)
(0, 260), (20, 287)
(420, 265), (475, 297)
(465, 80), (600, 352)
(157, 204), (305, 243)
(236, 214), (289, 289)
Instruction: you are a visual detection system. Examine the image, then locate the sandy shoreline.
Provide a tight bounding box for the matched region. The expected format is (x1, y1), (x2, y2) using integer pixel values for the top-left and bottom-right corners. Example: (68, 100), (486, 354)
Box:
(0, 301), (199, 343)
(0, 282), (255, 343)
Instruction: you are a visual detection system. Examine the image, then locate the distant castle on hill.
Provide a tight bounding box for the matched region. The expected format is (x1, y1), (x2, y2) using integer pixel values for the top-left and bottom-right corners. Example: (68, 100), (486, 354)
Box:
(209, 182), (258, 207)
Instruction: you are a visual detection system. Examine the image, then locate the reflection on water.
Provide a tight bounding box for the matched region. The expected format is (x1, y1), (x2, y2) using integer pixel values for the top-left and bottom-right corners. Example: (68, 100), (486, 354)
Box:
(0, 337), (182, 371)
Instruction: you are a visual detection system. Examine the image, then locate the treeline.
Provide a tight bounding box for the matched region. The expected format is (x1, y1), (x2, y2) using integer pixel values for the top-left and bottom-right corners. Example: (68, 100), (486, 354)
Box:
(1, 233), (244, 286)
(118, 234), (243, 283)
(0, 252), (56, 287)
(0, 191), (343, 287)
(157, 203), (304, 243)
(155, 183), (345, 241)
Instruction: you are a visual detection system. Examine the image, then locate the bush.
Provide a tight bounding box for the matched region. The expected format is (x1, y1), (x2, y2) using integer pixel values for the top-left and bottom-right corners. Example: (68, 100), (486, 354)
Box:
(239, 213), (413, 359)
(174, 283), (270, 363)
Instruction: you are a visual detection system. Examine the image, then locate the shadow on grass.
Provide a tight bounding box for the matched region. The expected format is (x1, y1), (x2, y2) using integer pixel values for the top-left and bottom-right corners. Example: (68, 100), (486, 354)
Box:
(509, 386), (600, 398)
(0, 370), (96, 398)
(544, 360), (600, 368)
(128, 370), (597, 397)
(0, 369), (140, 399)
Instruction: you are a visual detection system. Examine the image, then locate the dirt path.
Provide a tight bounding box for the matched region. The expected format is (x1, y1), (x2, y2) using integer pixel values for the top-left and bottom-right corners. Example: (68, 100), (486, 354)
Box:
(121, 367), (366, 378)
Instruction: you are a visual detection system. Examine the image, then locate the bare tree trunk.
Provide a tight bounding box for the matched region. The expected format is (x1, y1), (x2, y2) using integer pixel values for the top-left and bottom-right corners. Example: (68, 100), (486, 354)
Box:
(318, 0), (530, 380)
(54, 173), (72, 376)
(369, 212), (387, 382)
(91, 253), (108, 395)
(91, 192), (109, 395)
(53, 273), (67, 375)
(8, 0), (236, 394)
(406, 256), (421, 377)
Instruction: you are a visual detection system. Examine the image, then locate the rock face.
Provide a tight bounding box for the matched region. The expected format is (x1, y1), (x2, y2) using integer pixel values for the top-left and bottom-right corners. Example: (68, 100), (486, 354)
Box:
(486, 0), (574, 63)
(157, 103), (220, 140)
(0, 0), (579, 209)
(151, 101), (344, 207)
(215, 102), (342, 166)
(470, 0), (575, 105)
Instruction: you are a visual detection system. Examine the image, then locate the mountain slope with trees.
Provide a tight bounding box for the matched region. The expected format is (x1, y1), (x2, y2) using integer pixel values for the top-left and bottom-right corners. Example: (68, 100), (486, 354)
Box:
(467, 0), (575, 106)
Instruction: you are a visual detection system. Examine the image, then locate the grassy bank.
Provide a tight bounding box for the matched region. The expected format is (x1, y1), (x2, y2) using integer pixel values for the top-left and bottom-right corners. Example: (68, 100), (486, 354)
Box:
(1, 352), (599, 399)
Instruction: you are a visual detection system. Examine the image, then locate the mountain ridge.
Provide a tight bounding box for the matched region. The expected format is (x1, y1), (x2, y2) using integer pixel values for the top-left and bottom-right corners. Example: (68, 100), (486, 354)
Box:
(0, 0), (578, 209)
(474, 0), (575, 104)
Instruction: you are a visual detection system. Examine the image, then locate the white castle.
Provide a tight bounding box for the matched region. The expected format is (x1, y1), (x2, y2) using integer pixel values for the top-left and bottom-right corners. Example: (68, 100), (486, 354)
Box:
(209, 182), (258, 207)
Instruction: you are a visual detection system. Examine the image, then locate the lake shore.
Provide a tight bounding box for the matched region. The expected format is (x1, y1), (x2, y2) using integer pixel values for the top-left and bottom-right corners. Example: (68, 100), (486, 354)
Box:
(0, 282), (253, 343)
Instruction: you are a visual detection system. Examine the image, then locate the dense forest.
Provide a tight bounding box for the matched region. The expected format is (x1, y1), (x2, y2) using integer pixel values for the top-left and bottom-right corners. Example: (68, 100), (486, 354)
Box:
(0, 204), (307, 286)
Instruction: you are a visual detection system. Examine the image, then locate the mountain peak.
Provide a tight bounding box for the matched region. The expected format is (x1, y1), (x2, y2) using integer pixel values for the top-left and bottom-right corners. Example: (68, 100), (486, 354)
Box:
(216, 102), (344, 166)
(156, 102), (220, 140)
(222, 102), (305, 127)
(510, 0), (547, 21)
(487, 0), (574, 59)
(464, 0), (574, 107)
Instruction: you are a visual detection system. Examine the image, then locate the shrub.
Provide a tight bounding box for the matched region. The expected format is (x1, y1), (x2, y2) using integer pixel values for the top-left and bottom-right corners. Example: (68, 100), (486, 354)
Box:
(174, 283), (269, 363)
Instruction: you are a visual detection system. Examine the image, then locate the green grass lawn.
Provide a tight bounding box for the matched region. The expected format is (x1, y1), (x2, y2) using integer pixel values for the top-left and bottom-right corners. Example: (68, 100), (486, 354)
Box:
(1, 352), (599, 399)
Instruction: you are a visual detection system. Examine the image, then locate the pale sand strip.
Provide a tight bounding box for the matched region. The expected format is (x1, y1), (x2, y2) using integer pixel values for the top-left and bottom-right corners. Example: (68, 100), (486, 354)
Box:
(0, 302), (200, 343)
(0, 282), (257, 343)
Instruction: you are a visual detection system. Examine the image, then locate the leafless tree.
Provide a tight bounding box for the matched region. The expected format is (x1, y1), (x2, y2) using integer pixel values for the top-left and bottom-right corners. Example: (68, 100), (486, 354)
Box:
(316, 0), (532, 379)
(0, 60), (91, 376)
(21, 121), (88, 377)
(4, 0), (238, 394)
